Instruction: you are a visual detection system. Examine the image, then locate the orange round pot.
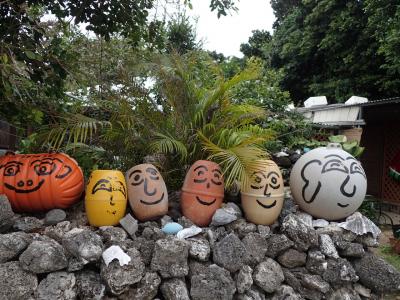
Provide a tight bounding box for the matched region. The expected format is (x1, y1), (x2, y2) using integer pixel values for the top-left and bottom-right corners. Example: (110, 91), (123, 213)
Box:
(181, 160), (224, 227)
(126, 164), (168, 221)
(241, 160), (284, 225)
(85, 170), (127, 227)
(0, 152), (84, 212)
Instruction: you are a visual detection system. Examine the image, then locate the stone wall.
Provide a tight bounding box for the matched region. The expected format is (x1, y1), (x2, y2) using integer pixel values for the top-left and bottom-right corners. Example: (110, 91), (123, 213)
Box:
(0, 194), (399, 300)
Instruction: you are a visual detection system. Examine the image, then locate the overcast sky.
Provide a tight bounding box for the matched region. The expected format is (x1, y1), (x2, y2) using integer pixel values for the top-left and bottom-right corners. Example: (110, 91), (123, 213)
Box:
(187, 0), (275, 57)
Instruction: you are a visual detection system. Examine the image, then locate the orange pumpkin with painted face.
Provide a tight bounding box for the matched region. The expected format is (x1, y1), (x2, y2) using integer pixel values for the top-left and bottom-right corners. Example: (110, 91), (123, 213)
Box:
(0, 152), (84, 212)
(241, 160), (284, 225)
(181, 160), (224, 226)
(126, 164), (168, 221)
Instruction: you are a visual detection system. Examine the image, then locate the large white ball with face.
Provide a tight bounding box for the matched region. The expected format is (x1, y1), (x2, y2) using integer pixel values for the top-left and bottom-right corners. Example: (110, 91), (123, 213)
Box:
(290, 143), (367, 220)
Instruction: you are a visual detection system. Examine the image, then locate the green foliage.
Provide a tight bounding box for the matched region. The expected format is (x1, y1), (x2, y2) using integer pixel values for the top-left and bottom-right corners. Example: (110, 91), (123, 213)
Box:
(240, 30), (272, 60)
(378, 245), (400, 272)
(328, 135), (365, 158)
(165, 14), (198, 54)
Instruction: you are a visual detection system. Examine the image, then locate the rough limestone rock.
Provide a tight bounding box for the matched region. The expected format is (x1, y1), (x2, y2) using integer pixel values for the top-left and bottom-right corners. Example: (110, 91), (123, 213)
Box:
(207, 227), (228, 247)
(190, 264), (236, 300)
(151, 237), (189, 278)
(319, 234), (339, 259)
(306, 250), (327, 276)
(128, 272), (161, 300)
(44, 208), (67, 225)
(296, 212), (313, 227)
(213, 233), (247, 272)
(188, 237), (210, 262)
(271, 285), (302, 300)
(237, 285), (266, 300)
(13, 216), (43, 232)
(19, 239), (68, 273)
(119, 214), (138, 238)
(242, 232), (268, 266)
(327, 287), (361, 300)
(98, 226), (128, 245)
(323, 258), (358, 285)
(225, 219), (257, 239)
(265, 234), (294, 258)
(134, 237), (155, 266)
(301, 274), (330, 294)
(253, 258), (284, 293)
(76, 270), (106, 300)
(101, 247), (145, 295)
(0, 261), (38, 300)
(62, 229), (104, 262)
(352, 253), (400, 293)
(257, 225), (271, 238)
(336, 242), (365, 258)
(0, 194), (15, 232)
(236, 265), (253, 294)
(161, 278), (190, 300)
(210, 203), (242, 226)
(0, 231), (32, 263)
(277, 248), (306, 268)
(43, 221), (72, 243)
(35, 271), (77, 300)
(281, 214), (318, 251)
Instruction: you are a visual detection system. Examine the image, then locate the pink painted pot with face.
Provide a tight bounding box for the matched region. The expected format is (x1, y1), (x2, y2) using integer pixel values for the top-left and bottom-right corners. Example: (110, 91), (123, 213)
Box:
(126, 164), (168, 221)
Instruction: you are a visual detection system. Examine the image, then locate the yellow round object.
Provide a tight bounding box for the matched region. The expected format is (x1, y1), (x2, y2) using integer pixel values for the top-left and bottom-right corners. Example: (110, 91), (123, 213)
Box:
(85, 170), (127, 226)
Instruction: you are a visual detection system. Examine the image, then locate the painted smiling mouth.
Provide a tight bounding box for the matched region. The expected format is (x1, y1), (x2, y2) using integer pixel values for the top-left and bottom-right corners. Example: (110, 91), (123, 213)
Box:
(140, 192), (164, 205)
(4, 179), (45, 193)
(196, 196), (216, 206)
(256, 199), (277, 209)
(337, 203), (349, 208)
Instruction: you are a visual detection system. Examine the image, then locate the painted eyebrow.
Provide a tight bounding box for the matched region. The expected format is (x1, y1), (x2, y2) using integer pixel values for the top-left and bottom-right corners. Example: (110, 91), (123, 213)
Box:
(253, 171), (266, 179)
(128, 169), (142, 178)
(30, 158), (62, 165)
(267, 171), (280, 178)
(194, 165), (208, 172)
(0, 161), (23, 169)
(346, 157), (357, 161)
(324, 154), (345, 160)
(146, 167), (158, 174)
(212, 169), (222, 174)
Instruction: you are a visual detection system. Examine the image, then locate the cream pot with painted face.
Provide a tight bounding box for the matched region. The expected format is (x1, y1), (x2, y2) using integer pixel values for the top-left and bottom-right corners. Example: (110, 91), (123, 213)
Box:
(290, 143), (367, 221)
(241, 160), (284, 225)
(126, 164), (168, 221)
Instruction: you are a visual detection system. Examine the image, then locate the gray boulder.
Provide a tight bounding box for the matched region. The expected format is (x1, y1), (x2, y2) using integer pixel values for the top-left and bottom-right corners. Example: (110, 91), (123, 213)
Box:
(257, 225), (271, 238)
(128, 272), (161, 300)
(150, 237), (189, 278)
(327, 287), (361, 300)
(161, 278), (190, 300)
(0, 261), (38, 300)
(62, 229), (103, 262)
(237, 285), (266, 300)
(0, 194), (15, 232)
(306, 250), (327, 276)
(336, 242), (365, 258)
(101, 247), (145, 295)
(271, 285), (302, 300)
(319, 234), (339, 259)
(281, 214), (318, 251)
(19, 239), (68, 273)
(352, 253), (400, 293)
(43, 221), (72, 243)
(323, 258), (358, 285)
(134, 237), (154, 266)
(225, 219), (257, 239)
(119, 213), (138, 238)
(0, 231), (32, 263)
(265, 234), (294, 258)
(236, 265), (253, 294)
(76, 270), (106, 300)
(98, 226), (128, 245)
(253, 258), (284, 293)
(242, 233), (268, 266)
(44, 208), (67, 225)
(35, 271), (77, 300)
(277, 248), (307, 268)
(13, 216), (43, 232)
(190, 264), (236, 300)
(301, 274), (330, 294)
(210, 203), (242, 226)
(188, 237), (210, 262)
(213, 233), (246, 272)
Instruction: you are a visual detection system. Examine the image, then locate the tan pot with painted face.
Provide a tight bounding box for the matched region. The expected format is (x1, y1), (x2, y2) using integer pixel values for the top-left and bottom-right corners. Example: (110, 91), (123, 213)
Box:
(241, 160), (284, 225)
(126, 164), (168, 221)
(181, 160), (224, 227)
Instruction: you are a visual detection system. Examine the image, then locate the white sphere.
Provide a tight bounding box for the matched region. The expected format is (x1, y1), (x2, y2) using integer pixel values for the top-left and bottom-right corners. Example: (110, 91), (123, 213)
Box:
(290, 143), (367, 220)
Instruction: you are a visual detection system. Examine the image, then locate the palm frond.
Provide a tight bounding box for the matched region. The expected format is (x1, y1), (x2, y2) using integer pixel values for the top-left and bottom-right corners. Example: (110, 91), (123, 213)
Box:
(149, 132), (188, 161)
(198, 131), (270, 188)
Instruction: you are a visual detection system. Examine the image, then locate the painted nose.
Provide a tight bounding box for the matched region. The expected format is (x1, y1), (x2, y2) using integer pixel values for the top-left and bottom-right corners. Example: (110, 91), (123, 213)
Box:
(144, 178), (157, 196)
(207, 182), (210, 189)
(340, 175), (356, 197)
(263, 184), (271, 197)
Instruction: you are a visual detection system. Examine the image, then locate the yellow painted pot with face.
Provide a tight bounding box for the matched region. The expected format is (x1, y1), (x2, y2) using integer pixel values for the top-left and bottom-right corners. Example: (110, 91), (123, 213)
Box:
(126, 164), (168, 221)
(85, 170), (127, 227)
(241, 160), (284, 225)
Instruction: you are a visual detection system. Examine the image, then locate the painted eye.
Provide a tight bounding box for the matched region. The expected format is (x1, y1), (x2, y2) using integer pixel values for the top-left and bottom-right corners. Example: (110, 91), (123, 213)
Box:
(131, 173), (144, 185)
(34, 162), (55, 176)
(211, 171), (222, 186)
(4, 164), (20, 176)
(250, 175), (263, 189)
(269, 176), (281, 189)
(322, 159), (348, 174)
(350, 162), (365, 177)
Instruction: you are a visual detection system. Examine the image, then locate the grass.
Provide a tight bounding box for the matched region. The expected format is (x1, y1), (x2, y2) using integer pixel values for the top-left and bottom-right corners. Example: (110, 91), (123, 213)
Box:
(377, 245), (400, 271)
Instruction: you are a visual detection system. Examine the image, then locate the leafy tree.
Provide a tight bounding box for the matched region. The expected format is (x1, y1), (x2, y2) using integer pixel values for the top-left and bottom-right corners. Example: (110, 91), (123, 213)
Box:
(165, 13), (198, 54)
(240, 29), (272, 60)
